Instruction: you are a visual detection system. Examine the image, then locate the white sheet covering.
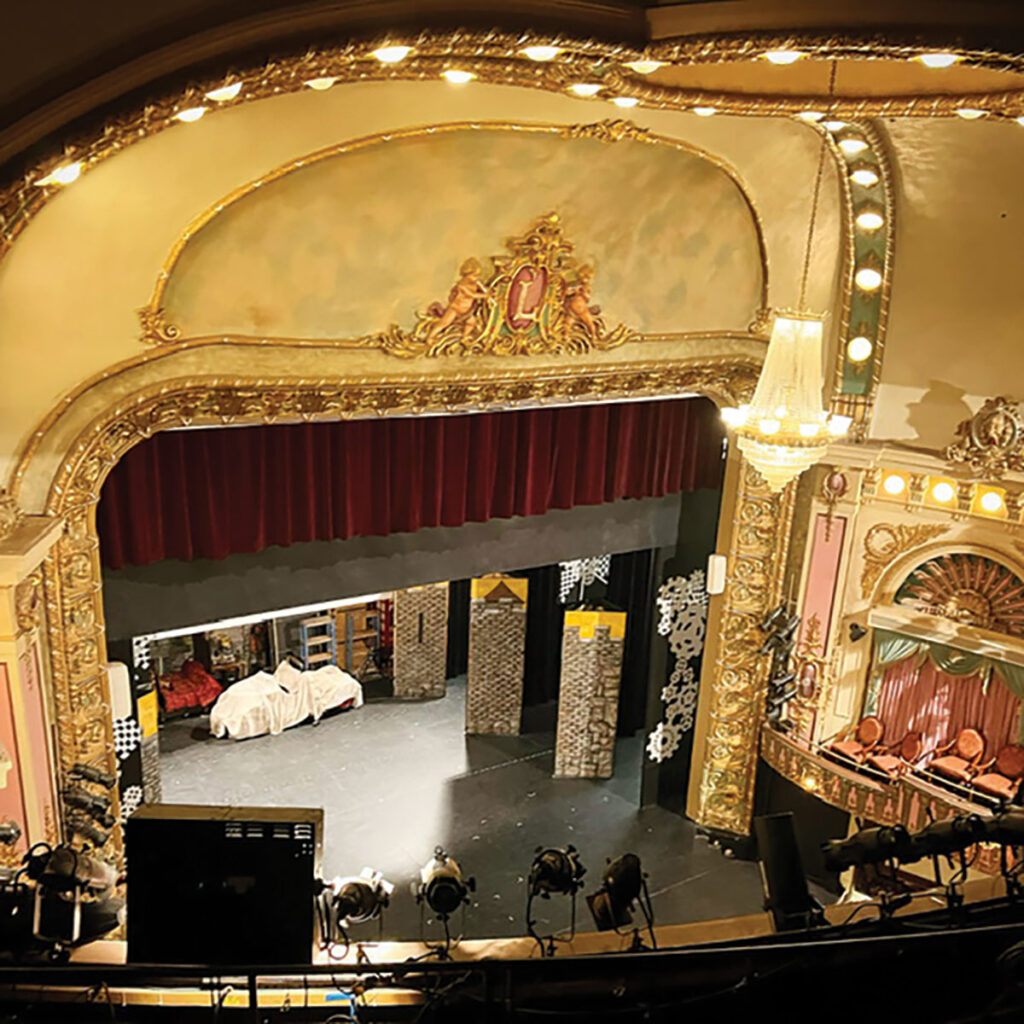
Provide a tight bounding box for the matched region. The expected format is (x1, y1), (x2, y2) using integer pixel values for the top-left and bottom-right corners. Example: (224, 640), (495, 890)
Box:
(209, 661), (363, 740)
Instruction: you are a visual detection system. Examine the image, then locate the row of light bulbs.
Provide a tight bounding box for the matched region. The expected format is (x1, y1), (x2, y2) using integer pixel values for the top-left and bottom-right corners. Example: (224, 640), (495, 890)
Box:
(32, 43), (1022, 189)
(879, 471), (1008, 515)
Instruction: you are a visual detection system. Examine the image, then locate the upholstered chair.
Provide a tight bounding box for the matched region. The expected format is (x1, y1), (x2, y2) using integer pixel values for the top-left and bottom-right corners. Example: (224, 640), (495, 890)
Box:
(828, 716), (885, 763)
(971, 745), (1024, 803)
(865, 732), (924, 779)
(929, 728), (987, 786)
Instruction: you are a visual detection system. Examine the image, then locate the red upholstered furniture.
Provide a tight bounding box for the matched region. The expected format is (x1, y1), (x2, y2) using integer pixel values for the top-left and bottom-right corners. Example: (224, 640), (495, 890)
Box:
(829, 716), (885, 763)
(972, 745), (1024, 802)
(159, 659), (224, 714)
(865, 732), (924, 779)
(929, 728), (986, 785)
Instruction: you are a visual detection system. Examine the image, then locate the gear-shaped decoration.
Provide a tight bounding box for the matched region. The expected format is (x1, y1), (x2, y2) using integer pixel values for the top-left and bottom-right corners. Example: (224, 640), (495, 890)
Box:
(113, 717), (142, 761)
(647, 570), (709, 762)
(120, 785), (143, 822)
(558, 555), (612, 604)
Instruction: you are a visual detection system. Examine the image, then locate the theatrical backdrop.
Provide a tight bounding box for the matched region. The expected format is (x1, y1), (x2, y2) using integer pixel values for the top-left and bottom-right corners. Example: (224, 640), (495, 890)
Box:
(3, 0), (1024, 1018)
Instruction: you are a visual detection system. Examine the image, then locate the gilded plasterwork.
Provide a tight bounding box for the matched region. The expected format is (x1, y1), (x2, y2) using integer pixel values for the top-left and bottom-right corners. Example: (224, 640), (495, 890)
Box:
(15, 571), (43, 634)
(859, 522), (949, 600)
(695, 463), (796, 834)
(0, 490), (23, 541)
(946, 396), (1024, 478)
(374, 214), (638, 358)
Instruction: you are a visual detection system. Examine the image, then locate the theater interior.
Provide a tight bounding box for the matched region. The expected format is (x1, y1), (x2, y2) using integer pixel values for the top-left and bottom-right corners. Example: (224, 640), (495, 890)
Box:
(3, 1), (1024, 1020)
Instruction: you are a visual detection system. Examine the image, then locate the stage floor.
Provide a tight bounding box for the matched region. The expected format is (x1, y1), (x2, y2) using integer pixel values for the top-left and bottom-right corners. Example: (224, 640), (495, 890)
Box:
(158, 678), (782, 941)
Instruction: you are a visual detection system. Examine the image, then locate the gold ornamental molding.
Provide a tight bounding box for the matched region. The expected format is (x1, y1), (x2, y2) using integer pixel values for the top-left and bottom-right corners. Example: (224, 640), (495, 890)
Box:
(0, 489), (24, 542)
(32, 357), (758, 858)
(946, 396), (1024, 478)
(693, 462), (797, 834)
(15, 571), (43, 635)
(5, 27), (1024, 276)
(133, 120), (771, 350)
(859, 522), (950, 600)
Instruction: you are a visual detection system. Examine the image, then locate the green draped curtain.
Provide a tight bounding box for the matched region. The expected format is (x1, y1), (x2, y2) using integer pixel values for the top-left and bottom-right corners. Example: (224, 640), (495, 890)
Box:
(866, 628), (1024, 741)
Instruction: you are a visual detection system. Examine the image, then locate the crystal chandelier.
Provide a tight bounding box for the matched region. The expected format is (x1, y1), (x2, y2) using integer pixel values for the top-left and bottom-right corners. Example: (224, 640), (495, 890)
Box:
(721, 61), (852, 492)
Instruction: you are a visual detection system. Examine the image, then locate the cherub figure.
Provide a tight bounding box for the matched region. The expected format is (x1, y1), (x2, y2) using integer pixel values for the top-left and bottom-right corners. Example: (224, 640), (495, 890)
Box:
(426, 258), (490, 344)
(564, 264), (599, 338)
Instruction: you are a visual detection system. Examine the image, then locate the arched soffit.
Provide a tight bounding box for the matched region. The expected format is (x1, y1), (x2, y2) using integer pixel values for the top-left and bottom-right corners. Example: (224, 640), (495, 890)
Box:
(875, 540), (1024, 610)
(892, 550), (1024, 637)
(151, 122), (766, 343)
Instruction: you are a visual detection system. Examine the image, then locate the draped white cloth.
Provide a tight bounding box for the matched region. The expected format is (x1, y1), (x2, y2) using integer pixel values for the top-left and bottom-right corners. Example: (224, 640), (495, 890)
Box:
(209, 661), (363, 740)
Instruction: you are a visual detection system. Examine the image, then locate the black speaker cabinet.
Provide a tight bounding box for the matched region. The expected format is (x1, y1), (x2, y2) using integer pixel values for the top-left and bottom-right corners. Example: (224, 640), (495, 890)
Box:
(127, 804), (322, 965)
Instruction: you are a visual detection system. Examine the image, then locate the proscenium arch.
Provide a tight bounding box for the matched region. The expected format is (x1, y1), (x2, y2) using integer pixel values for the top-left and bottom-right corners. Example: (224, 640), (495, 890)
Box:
(39, 359), (761, 856)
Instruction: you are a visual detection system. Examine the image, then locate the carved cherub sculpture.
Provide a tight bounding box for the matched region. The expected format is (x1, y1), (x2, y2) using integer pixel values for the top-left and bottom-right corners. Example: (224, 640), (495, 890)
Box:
(565, 264), (599, 338)
(426, 258), (490, 344)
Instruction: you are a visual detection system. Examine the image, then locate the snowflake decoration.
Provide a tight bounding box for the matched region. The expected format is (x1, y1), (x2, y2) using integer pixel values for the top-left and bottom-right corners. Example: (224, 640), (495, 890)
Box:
(113, 717), (142, 760)
(647, 569), (709, 762)
(558, 555), (612, 604)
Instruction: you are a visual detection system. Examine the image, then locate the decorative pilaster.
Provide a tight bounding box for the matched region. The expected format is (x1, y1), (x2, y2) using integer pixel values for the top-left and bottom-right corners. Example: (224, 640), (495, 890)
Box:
(466, 576), (528, 734)
(686, 460), (797, 835)
(554, 610), (626, 778)
(392, 583), (449, 699)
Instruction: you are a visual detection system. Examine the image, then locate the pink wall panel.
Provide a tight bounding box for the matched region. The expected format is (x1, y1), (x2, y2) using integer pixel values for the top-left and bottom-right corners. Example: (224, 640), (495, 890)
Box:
(20, 642), (56, 843)
(0, 664), (28, 852)
(799, 513), (847, 655)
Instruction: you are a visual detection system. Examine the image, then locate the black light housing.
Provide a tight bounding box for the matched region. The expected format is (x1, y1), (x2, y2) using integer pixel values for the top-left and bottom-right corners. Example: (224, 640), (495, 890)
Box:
(329, 868), (393, 927)
(417, 847), (474, 918)
(904, 814), (985, 863)
(821, 824), (914, 872)
(529, 845), (586, 897)
(586, 853), (645, 931)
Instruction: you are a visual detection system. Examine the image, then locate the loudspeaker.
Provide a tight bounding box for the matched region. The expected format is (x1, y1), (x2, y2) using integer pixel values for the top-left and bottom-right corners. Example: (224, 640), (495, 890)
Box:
(754, 812), (823, 932)
(127, 804), (322, 965)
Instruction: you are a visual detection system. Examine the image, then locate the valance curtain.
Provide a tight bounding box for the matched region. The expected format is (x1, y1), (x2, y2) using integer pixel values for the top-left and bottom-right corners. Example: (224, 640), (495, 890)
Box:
(867, 628), (1024, 745)
(98, 397), (725, 569)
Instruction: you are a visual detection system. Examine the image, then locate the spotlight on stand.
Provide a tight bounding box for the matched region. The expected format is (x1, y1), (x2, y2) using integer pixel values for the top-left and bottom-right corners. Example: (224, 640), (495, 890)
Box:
(414, 847), (475, 959)
(526, 845), (586, 957)
(822, 824), (915, 921)
(755, 814), (823, 931)
(586, 853), (656, 949)
(319, 867), (393, 957)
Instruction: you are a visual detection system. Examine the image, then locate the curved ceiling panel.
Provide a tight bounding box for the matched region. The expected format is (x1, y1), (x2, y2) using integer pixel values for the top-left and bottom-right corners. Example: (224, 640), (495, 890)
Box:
(161, 125), (764, 340)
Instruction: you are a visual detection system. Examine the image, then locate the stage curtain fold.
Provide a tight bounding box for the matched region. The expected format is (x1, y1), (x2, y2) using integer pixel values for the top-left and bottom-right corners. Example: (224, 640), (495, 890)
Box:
(98, 398), (725, 569)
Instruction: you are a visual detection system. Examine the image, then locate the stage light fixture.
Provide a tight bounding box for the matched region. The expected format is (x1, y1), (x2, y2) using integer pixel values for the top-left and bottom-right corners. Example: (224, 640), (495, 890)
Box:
(330, 867), (394, 926)
(904, 814), (985, 863)
(69, 763), (117, 789)
(529, 845), (586, 897)
(0, 820), (21, 846)
(66, 812), (110, 849)
(416, 847), (474, 918)
(821, 824), (913, 872)
(586, 853), (657, 947)
(848, 622), (867, 642)
(983, 809), (1024, 847)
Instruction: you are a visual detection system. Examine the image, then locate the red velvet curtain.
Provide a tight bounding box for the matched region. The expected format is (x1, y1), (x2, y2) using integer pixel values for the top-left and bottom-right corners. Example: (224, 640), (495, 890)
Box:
(875, 656), (1021, 758)
(98, 397), (724, 569)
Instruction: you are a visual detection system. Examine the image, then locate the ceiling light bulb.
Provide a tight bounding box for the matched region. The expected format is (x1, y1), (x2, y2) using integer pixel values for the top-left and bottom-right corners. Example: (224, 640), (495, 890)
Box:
(956, 107), (986, 120)
(847, 336), (873, 361)
(828, 415), (853, 436)
(521, 45), (561, 62)
(799, 422), (821, 437)
(174, 107), (207, 123)
(1017, 116), (1024, 127)
(855, 267), (883, 290)
(569, 83), (602, 97)
(763, 50), (804, 65)
(850, 168), (880, 187)
(205, 82), (242, 102)
(623, 60), (666, 74)
(442, 69), (476, 84)
(883, 474), (906, 496)
(798, 110), (825, 122)
(823, 120), (847, 132)
(372, 45), (412, 63)
(758, 418), (781, 435)
(35, 161), (83, 186)
(918, 53), (960, 69)
(838, 137), (869, 155)
(692, 106), (717, 117)
(611, 96), (639, 108)
(981, 490), (1004, 512)
(931, 481), (956, 503)
(856, 210), (885, 230)
(304, 77), (338, 90)
(720, 407), (747, 426)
